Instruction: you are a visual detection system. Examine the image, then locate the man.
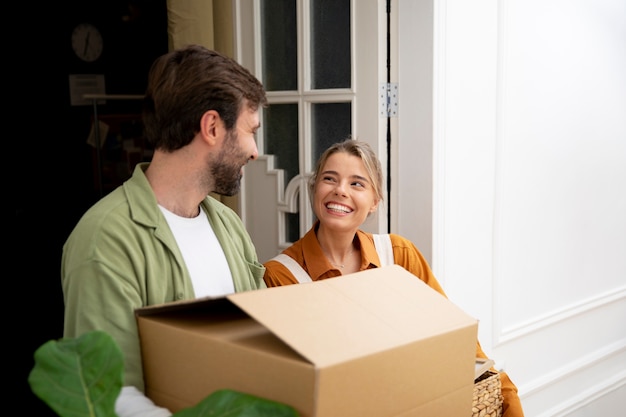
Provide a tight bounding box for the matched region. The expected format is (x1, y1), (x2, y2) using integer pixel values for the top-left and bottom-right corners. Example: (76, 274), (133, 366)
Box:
(62, 45), (268, 416)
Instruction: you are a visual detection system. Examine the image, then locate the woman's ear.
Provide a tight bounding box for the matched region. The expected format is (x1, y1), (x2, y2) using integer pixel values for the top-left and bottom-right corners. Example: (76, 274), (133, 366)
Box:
(369, 198), (380, 214)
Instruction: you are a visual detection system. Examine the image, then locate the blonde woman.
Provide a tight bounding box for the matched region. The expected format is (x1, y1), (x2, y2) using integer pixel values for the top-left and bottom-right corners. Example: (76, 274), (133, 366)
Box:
(264, 138), (524, 417)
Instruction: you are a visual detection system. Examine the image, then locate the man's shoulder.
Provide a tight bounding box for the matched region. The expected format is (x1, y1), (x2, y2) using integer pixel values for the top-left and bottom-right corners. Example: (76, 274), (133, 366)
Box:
(82, 188), (129, 219)
(67, 189), (132, 241)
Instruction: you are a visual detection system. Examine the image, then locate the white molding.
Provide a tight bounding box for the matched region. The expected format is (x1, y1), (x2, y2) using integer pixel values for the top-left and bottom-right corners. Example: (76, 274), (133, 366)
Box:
(517, 335), (626, 417)
(279, 173), (313, 247)
(521, 339), (626, 417)
(538, 374), (626, 417)
(521, 338), (626, 396)
(497, 286), (626, 344)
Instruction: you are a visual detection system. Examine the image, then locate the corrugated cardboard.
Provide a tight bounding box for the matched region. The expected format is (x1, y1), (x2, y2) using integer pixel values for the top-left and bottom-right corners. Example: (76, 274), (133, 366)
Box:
(136, 265), (478, 416)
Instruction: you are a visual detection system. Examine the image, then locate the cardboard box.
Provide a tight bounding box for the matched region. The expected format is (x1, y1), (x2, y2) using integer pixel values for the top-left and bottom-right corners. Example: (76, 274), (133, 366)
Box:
(136, 265), (478, 416)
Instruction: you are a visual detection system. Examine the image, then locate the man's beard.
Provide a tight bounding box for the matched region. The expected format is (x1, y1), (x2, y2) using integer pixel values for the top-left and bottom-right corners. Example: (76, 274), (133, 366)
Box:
(211, 130), (246, 196)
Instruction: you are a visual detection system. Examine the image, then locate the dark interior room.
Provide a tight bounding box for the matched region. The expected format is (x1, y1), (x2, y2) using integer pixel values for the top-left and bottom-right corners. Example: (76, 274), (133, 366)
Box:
(16, 1), (168, 414)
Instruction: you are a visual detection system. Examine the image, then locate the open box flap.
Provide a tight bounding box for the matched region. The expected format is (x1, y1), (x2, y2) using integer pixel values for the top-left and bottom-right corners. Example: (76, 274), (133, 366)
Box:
(227, 265), (477, 368)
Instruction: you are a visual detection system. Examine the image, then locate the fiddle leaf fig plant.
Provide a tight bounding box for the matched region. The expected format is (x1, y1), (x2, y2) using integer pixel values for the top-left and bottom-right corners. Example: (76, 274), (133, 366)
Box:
(29, 330), (123, 416)
(28, 330), (299, 417)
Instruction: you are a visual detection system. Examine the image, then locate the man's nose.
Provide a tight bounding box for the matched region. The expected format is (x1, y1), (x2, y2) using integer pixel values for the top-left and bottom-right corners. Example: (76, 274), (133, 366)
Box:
(249, 144), (259, 161)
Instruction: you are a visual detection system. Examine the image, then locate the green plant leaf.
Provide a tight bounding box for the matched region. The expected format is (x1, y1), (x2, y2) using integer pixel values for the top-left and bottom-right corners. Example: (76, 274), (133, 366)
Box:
(29, 331), (298, 417)
(173, 389), (299, 417)
(28, 330), (124, 417)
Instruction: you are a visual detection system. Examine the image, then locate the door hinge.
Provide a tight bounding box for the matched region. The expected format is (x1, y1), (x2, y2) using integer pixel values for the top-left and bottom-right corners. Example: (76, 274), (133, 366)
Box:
(379, 82), (398, 118)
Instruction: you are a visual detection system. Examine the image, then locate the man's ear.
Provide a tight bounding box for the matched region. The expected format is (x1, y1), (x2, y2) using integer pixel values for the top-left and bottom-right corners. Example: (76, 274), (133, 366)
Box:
(200, 110), (221, 145)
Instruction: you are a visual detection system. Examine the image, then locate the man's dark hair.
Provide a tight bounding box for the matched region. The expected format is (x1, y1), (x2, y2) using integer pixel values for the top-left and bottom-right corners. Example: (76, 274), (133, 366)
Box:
(142, 45), (268, 152)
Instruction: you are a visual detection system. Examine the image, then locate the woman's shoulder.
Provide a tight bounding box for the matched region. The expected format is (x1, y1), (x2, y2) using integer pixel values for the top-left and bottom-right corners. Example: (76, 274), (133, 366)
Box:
(363, 231), (413, 247)
(281, 236), (307, 260)
(388, 233), (413, 245)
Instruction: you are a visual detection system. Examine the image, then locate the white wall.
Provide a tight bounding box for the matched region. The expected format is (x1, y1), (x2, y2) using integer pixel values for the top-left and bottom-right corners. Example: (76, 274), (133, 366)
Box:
(397, 0), (626, 415)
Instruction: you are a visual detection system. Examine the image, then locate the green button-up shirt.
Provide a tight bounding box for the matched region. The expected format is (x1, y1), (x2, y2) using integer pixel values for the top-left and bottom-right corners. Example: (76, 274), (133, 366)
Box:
(62, 163), (266, 391)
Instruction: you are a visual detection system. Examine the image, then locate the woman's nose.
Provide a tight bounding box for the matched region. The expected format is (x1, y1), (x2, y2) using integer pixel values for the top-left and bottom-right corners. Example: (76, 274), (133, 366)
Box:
(334, 182), (347, 196)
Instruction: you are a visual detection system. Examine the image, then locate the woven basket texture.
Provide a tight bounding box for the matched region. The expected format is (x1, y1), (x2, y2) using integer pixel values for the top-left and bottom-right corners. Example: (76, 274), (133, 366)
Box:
(472, 370), (503, 417)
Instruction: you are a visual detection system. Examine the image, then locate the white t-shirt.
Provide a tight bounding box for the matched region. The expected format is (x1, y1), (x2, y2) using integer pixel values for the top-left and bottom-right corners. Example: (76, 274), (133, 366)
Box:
(117, 206), (236, 417)
(159, 205), (235, 297)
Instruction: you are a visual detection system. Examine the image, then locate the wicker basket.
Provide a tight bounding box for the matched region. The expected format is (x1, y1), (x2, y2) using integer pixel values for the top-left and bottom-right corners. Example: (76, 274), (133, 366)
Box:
(472, 370), (503, 417)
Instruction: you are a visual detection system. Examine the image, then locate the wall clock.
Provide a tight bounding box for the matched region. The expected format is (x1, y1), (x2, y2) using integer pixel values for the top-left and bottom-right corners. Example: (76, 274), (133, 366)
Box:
(71, 23), (103, 62)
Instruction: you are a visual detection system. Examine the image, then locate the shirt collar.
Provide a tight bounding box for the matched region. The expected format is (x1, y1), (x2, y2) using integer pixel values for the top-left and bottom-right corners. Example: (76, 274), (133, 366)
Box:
(300, 221), (382, 280)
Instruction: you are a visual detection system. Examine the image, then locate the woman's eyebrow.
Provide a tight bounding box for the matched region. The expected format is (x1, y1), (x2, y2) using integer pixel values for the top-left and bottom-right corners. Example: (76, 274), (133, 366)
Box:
(351, 174), (370, 183)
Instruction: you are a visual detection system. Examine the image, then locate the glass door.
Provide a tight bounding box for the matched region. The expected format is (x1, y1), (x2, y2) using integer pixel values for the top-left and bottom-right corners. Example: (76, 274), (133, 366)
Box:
(235, 0), (391, 260)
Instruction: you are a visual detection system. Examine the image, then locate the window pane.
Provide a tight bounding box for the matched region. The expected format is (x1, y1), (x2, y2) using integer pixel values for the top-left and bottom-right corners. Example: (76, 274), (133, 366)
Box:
(310, 0), (351, 89)
(263, 103), (299, 182)
(286, 212), (300, 243)
(263, 103), (301, 243)
(261, 0), (297, 91)
(311, 102), (352, 164)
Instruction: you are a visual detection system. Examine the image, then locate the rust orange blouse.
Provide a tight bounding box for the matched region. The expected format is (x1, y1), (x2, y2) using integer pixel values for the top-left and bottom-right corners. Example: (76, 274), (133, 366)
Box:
(263, 223), (524, 417)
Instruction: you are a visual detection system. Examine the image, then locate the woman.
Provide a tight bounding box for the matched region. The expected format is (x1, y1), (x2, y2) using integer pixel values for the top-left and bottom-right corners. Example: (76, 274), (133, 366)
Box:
(263, 138), (524, 417)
